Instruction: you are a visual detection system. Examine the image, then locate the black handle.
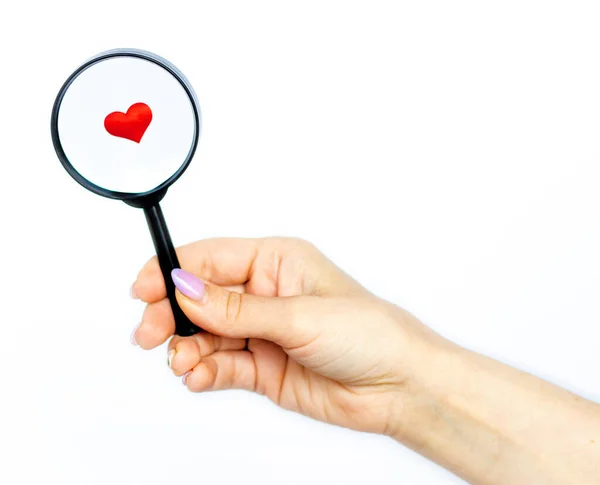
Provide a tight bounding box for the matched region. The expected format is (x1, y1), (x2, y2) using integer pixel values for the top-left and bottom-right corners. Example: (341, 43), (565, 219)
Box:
(143, 203), (201, 337)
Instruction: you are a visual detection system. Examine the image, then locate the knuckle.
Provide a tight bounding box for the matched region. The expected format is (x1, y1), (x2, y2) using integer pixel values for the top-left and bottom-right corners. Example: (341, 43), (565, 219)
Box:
(288, 237), (317, 252)
(224, 291), (244, 324)
(266, 236), (317, 254)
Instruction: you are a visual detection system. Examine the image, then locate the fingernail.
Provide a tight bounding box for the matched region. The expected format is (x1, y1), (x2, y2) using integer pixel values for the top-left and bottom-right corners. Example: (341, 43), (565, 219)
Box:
(167, 349), (176, 368)
(171, 269), (205, 301)
(130, 324), (140, 345)
(129, 283), (139, 300)
(182, 371), (191, 385)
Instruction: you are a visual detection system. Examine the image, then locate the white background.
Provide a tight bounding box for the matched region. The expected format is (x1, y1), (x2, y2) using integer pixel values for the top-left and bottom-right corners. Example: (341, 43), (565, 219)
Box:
(1, 2), (599, 484)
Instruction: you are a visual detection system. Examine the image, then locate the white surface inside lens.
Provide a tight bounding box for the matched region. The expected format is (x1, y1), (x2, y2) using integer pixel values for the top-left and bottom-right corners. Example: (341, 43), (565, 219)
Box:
(58, 57), (195, 194)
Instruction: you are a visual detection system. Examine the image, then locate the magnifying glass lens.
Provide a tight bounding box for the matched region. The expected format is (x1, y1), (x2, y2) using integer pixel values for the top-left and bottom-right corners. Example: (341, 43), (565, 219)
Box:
(57, 56), (196, 194)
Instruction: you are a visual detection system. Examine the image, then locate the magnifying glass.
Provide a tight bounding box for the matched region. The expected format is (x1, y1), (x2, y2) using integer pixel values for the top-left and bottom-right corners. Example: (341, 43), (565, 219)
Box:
(51, 48), (202, 337)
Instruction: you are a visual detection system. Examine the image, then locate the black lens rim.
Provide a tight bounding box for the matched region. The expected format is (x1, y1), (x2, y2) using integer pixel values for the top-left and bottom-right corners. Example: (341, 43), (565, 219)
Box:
(50, 48), (201, 201)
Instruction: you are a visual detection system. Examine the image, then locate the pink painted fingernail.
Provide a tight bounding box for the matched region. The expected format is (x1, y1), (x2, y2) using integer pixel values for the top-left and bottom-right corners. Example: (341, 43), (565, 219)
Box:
(182, 371), (191, 385)
(171, 269), (205, 301)
(167, 349), (176, 368)
(130, 324), (140, 345)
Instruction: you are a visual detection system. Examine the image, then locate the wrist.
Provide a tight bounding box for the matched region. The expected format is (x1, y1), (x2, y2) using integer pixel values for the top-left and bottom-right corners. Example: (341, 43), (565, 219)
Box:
(387, 338), (467, 445)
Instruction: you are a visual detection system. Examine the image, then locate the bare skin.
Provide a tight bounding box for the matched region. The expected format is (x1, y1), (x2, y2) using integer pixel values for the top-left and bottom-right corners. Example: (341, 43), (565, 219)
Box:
(131, 237), (600, 485)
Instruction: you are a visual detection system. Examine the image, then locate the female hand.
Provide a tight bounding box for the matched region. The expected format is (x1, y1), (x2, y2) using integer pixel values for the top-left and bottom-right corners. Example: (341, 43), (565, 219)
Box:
(131, 237), (600, 484)
(131, 237), (447, 436)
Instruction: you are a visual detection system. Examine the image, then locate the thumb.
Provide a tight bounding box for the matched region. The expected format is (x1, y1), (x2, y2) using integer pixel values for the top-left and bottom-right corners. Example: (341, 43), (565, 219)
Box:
(171, 268), (312, 346)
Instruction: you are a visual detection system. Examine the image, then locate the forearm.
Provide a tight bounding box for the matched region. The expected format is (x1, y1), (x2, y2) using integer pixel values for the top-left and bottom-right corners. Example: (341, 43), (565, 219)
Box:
(393, 343), (600, 485)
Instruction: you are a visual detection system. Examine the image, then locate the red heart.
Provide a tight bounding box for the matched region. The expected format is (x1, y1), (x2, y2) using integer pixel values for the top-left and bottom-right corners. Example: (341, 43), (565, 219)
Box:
(104, 103), (152, 143)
